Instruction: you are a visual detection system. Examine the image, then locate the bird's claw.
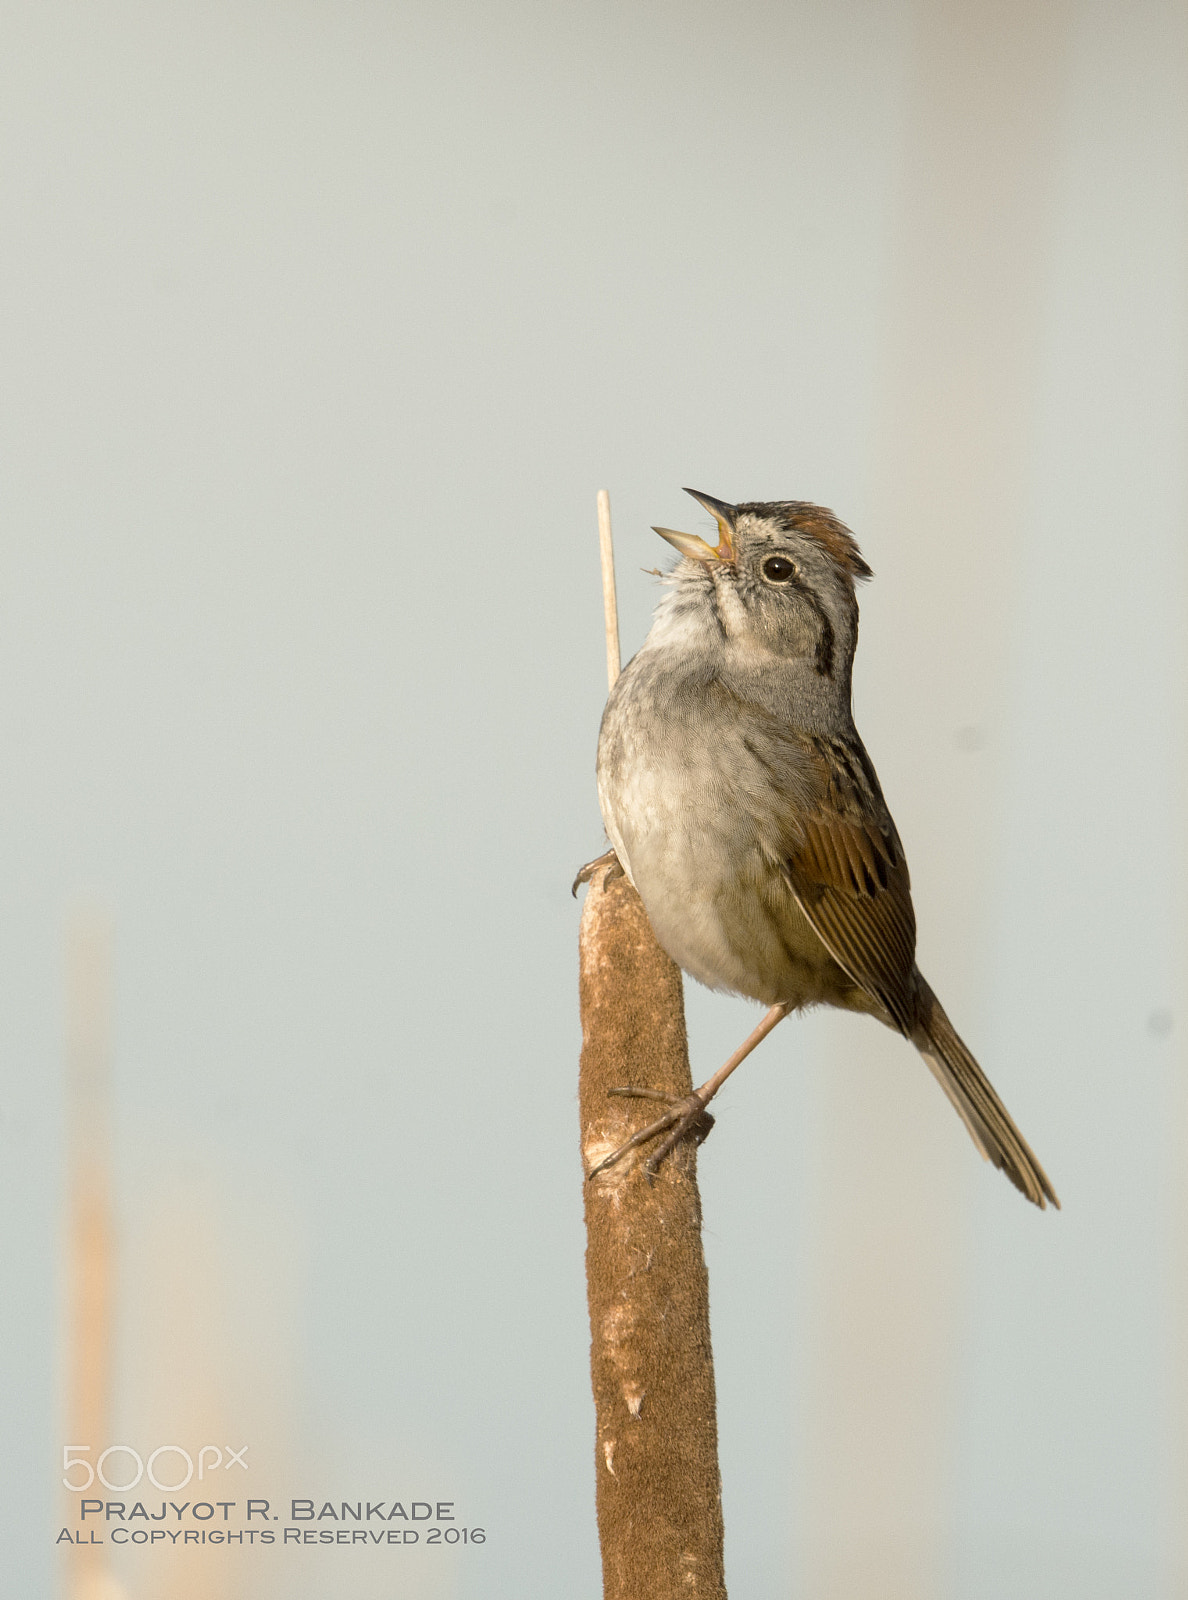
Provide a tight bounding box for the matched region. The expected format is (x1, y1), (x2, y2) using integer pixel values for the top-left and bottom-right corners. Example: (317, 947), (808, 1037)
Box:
(571, 850), (624, 897)
(586, 1087), (716, 1180)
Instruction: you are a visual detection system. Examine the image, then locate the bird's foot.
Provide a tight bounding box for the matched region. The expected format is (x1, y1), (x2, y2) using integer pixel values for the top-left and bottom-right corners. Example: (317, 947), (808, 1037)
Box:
(586, 1087), (716, 1180)
(571, 849), (624, 897)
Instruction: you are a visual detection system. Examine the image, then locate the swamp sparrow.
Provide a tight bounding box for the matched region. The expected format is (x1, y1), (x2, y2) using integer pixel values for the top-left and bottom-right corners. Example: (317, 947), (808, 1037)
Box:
(579, 489), (1057, 1209)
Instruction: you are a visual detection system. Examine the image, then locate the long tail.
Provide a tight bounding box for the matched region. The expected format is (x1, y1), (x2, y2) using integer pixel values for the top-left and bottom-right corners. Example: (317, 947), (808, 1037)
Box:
(911, 977), (1059, 1210)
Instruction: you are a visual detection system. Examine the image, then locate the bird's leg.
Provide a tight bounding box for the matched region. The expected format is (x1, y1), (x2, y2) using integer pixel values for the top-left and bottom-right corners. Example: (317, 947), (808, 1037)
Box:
(586, 1002), (793, 1179)
(571, 849), (624, 897)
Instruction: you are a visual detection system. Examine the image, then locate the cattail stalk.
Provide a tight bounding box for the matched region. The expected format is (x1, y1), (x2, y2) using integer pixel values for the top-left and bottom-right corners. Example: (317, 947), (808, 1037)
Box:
(579, 492), (727, 1599)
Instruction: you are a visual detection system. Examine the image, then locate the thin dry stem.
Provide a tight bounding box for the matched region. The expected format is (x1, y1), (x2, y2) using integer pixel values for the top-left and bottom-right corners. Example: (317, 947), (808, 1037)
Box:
(597, 488), (621, 690)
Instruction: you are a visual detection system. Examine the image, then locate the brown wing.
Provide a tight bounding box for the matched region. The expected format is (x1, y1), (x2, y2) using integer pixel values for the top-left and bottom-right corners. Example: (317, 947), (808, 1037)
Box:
(782, 735), (919, 1034)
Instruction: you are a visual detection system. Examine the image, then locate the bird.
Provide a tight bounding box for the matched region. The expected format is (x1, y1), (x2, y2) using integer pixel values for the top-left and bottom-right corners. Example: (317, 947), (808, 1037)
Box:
(579, 488), (1058, 1209)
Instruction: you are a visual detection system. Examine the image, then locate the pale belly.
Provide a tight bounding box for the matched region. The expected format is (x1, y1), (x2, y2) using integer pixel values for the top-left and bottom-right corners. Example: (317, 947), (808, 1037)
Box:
(599, 754), (868, 1013)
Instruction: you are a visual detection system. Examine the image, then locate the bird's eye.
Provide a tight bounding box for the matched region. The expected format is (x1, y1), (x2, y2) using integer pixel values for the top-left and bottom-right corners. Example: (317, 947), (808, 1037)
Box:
(761, 555), (796, 583)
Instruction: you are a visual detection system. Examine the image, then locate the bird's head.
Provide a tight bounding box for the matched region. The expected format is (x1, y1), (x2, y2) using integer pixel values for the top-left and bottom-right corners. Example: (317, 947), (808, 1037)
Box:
(654, 489), (872, 682)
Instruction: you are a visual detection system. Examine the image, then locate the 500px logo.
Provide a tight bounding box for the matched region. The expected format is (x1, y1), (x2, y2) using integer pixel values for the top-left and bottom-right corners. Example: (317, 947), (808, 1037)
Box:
(62, 1445), (248, 1493)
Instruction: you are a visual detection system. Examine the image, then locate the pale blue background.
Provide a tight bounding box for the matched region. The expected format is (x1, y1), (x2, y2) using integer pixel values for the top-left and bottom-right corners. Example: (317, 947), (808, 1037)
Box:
(2, 2), (1185, 1597)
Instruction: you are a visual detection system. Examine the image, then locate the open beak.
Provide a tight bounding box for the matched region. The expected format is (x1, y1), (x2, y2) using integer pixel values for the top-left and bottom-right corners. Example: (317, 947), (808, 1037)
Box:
(653, 489), (738, 565)
(652, 526), (723, 563)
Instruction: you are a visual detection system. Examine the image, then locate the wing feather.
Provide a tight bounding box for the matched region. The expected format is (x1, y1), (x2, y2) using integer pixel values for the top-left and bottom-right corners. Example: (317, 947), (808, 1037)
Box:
(780, 740), (919, 1034)
(711, 692), (918, 1032)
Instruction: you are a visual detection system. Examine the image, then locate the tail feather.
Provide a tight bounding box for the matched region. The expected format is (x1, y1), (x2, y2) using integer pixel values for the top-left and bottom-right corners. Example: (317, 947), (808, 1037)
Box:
(911, 978), (1059, 1210)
